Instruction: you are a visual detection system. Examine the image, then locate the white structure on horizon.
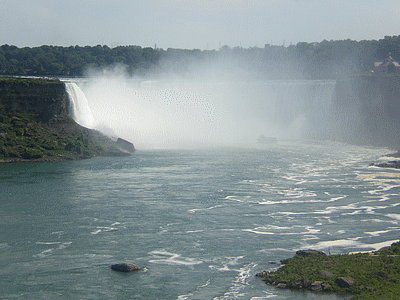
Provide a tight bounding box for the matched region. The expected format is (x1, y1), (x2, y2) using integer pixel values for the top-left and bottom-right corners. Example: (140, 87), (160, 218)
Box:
(374, 53), (400, 74)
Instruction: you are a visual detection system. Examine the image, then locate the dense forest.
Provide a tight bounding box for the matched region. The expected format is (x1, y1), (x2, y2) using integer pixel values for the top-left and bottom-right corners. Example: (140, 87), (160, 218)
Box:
(1, 35), (400, 79)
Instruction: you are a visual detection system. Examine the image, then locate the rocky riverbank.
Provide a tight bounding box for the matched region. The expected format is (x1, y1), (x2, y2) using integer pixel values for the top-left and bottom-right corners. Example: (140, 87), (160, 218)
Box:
(369, 150), (400, 169)
(256, 242), (400, 300)
(0, 77), (134, 162)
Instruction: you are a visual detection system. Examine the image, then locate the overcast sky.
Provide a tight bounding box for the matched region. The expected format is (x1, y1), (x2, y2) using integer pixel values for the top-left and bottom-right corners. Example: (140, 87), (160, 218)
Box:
(1, 0), (400, 50)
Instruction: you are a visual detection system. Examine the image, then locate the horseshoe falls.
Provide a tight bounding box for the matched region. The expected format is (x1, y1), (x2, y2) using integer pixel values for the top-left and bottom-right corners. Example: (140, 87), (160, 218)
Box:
(1, 78), (399, 300)
(77, 79), (338, 149)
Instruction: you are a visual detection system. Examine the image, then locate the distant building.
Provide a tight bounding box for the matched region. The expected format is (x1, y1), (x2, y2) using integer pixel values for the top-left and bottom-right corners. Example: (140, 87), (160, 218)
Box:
(374, 53), (400, 74)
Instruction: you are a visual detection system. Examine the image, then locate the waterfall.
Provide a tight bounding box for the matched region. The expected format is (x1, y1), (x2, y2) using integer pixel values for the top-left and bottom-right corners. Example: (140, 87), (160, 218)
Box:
(65, 82), (95, 128)
(253, 80), (337, 139)
(78, 77), (337, 148)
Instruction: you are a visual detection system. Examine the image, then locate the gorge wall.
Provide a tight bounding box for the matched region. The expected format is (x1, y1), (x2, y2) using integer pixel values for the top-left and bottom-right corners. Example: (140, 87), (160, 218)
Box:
(334, 75), (400, 148)
(0, 77), (69, 123)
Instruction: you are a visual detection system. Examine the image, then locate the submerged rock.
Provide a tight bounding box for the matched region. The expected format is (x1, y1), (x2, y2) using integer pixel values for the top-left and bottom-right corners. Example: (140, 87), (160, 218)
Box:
(110, 263), (142, 272)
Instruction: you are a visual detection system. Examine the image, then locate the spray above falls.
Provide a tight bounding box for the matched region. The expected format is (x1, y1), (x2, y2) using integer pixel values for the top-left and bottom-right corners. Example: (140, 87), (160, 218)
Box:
(70, 76), (338, 149)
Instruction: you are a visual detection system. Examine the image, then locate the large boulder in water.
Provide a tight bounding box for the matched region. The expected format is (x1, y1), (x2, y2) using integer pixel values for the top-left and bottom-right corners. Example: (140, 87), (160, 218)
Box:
(110, 263), (142, 272)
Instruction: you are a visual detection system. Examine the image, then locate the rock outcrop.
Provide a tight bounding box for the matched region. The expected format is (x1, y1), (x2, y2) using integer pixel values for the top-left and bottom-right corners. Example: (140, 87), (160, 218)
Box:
(335, 276), (355, 288)
(257, 242), (400, 299)
(0, 77), (69, 123)
(110, 263), (142, 272)
(116, 137), (135, 153)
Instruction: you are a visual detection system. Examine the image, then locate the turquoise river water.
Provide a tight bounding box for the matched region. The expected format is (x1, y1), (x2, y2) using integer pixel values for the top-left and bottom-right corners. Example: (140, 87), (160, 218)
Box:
(1, 140), (400, 299)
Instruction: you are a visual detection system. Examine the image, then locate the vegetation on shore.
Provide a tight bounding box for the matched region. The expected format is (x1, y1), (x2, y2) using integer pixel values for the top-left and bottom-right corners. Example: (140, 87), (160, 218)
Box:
(0, 77), (132, 162)
(257, 242), (400, 300)
(0, 108), (129, 162)
(2, 35), (400, 79)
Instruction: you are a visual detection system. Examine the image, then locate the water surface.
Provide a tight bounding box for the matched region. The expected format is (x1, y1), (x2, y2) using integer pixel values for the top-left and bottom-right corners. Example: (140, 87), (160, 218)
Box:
(1, 140), (399, 299)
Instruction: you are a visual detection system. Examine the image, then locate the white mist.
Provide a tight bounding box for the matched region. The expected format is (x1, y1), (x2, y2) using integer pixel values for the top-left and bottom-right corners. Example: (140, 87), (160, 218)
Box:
(73, 72), (336, 149)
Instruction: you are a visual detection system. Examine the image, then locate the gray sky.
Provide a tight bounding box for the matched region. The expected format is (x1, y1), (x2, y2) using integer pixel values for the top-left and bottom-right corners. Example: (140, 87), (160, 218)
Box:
(1, 0), (400, 50)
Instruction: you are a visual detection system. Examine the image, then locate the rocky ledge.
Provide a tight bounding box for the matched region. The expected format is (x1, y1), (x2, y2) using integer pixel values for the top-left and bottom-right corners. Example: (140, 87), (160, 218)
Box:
(256, 242), (400, 300)
(370, 150), (400, 168)
(370, 160), (400, 169)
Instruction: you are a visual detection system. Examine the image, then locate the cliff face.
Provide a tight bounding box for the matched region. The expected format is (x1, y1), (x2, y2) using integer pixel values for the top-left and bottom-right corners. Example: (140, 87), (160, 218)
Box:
(0, 77), (134, 162)
(334, 75), (400, 148)
(0, 77), (69, 123)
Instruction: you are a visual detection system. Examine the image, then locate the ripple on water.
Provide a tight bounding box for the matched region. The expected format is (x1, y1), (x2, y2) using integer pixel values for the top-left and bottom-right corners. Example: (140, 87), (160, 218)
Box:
(148, 250), (203, 266)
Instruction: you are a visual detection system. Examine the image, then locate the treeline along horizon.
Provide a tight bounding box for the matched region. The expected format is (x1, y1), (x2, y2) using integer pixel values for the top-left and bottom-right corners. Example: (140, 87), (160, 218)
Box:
(1, 35), (400, 79)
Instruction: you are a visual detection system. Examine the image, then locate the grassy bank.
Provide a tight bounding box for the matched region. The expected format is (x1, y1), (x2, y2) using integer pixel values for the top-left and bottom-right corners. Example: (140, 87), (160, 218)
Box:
(257, 242), (400, 299)
(0, 108), (129, 162)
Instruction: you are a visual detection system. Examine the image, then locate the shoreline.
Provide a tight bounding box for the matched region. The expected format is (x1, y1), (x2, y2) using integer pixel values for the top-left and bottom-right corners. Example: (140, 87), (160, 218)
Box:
(256, 241), (400, 300)
(0, 151), (130, 164)
(369, 150), (400, 169)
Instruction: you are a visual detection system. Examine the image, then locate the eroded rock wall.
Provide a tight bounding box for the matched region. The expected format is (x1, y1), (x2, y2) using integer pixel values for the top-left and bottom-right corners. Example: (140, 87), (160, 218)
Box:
(0, 77), (69, 123)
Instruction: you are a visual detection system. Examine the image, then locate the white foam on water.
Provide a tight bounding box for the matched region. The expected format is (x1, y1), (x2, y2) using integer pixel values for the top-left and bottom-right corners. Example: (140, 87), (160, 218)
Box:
(178, 279), (212, 300)
(257, 195), (346, 205)
(33, 242), (72, 258)
(177, 293), (193, 300)
(214, 263), (258, 300)
(187, 204), (226, 213)
(278, 188), (317, 198)
(148, 250), (203, 266)
(209, 256), (245, 272)
(250, 293), (278, 300)
(185, 230), (205, 234)
(84, 253), (113, 259)
(260, 225), (292, 231)
(361, 240), (399, 251)
(51, 231), (64, 235)
(365, 229), (392, 237)
(303, 238), (399, 253)
(387, 214), (400, 222)
(243, 229), (275, 235)
(198, 279), (211, 288)
(35, 242), (61, 245)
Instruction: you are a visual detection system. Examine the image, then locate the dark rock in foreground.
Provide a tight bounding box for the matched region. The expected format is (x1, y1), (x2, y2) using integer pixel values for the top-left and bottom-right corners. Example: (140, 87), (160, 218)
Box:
(110, 263), (142, 272)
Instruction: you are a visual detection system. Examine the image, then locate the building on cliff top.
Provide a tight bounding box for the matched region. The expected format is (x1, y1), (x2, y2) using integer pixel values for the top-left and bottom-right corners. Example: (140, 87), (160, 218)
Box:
(374, 53), (400, 74)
